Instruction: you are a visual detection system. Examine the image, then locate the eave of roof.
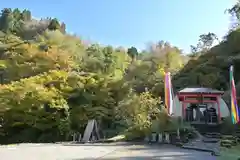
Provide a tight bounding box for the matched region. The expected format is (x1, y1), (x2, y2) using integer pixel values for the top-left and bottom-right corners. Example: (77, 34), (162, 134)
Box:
(178, 87), (224, 94)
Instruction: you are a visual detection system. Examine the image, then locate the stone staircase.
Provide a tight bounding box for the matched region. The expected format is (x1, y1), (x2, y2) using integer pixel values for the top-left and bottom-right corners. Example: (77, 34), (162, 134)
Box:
(190, 123), (221, 135)
(182, 129), (221, 155)
(182, 123), (240, 156)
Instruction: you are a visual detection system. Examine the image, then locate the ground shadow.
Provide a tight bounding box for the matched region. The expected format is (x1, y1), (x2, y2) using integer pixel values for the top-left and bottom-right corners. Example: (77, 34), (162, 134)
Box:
(65, 143), (215, 160)
(70, 153), (215, 160)
(61, 141), (149, 147)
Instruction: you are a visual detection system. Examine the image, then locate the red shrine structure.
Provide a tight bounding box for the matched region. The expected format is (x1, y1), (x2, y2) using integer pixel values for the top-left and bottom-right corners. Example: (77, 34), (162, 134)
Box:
(177, 88), (224, 124)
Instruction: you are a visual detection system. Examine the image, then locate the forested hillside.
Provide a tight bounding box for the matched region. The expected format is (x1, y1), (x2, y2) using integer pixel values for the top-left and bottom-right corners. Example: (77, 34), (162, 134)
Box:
(173, 1), (240, 104)
(0, 2), (238, 143)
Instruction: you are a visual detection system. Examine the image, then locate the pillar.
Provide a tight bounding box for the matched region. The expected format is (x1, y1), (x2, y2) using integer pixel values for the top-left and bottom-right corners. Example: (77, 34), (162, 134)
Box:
(151, 133), (157, 142)
(183, 102), (187, 120)
(165, 133), (170, 143)
(158, 133), (163, 143)
(216, 96), (221, 122)
(181, 96), (186, 120)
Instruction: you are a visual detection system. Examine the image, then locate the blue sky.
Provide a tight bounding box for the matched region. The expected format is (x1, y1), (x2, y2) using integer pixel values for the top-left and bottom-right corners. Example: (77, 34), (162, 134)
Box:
(1, 0), (236, 52)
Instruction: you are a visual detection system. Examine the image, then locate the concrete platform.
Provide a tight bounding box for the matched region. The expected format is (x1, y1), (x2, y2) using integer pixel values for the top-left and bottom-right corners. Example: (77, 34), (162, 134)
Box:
(0, 142), (215, 160)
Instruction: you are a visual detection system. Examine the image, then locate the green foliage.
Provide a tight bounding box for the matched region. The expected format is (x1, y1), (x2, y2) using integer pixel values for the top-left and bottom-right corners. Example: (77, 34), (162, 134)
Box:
(190, 32), (218, 53)
(174, 1), (240, 93)
(117, 92), (160, 133)
(48, 18), (61, 31)
(0, 4), (239, 144)
(0, 8), (15, 34)
(115, 91), (174, 139)
(127, 46), (138, 61)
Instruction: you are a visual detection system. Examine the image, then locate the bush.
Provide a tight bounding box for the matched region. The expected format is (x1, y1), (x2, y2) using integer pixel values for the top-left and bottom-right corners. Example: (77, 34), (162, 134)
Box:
(116, 92), (163, 140)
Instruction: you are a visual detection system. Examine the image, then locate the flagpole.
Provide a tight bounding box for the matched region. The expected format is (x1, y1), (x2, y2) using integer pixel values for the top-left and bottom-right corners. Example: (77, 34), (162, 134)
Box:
(230, 65), (235, 124)
(230, 65), (239, 124)
(230, 65), (233, 124)
(171, 73), (175, 115)
(164, 70), (180, 137)
(169, 72), (174, 116)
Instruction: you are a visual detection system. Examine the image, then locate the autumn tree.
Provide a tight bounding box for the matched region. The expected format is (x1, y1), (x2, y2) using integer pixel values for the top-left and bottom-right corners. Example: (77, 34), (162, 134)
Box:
(1, 5), (235, 144)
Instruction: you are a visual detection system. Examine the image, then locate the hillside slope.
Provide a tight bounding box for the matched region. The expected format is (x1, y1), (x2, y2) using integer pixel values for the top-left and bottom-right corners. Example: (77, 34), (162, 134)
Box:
(0, 8), (187, 143)
(173, 28), (240, 90)
(173, 28), (240, 106)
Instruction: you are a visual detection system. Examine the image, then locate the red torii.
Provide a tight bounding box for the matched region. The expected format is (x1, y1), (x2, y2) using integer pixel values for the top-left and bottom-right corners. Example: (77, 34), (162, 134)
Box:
(177, 87), (224, 122)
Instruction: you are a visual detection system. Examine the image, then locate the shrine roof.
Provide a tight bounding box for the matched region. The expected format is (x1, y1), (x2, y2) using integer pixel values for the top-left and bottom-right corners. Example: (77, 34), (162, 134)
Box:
(178, 87), (224, 94)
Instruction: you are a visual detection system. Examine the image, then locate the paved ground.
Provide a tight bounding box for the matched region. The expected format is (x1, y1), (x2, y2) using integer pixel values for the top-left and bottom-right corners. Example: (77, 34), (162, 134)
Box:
(0, 142), (215, 160)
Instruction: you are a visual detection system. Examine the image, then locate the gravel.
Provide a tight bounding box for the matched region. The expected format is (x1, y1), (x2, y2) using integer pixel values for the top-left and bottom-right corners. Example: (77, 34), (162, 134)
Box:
(0, 142), (215, 160)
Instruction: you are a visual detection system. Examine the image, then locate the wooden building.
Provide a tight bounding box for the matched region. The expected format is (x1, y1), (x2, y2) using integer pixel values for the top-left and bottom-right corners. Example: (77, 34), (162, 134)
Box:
(172, 87), (230, 124)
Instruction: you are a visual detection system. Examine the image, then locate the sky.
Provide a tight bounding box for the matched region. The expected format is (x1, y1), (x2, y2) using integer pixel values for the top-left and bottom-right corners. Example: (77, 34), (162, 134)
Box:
(1, 0), (237, 52)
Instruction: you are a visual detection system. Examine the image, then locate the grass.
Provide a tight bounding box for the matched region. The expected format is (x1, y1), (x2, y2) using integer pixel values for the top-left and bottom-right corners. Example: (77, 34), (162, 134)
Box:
(218, 145), (240, 160)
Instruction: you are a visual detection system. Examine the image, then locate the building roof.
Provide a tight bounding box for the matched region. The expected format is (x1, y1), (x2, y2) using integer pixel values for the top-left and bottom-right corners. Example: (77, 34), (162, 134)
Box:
(178, 87), (224, 94)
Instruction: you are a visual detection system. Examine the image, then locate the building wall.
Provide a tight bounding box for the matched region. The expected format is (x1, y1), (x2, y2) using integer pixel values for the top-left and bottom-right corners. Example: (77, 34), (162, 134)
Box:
(172, 96), (230, 117)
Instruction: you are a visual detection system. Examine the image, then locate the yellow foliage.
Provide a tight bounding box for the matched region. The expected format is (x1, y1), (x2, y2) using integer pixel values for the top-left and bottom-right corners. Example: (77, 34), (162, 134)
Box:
(1, 42), (77, 82)
(158, 67), (165, 75)
(0, 70), (71, 111)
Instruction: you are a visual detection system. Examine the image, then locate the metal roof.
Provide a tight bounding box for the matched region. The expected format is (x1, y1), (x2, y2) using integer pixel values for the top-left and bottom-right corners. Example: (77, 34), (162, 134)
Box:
(178, 87), (224, 94)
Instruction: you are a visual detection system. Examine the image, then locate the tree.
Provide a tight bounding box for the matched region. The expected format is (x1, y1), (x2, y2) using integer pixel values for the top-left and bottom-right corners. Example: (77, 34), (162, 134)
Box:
(189, 32), (218, 56)
(60, 22), (66, 34)
(12, 8), (21, 21)
(127, 46), (138, 61)
(0, 8), (14, 33)
(116, 91), (163, 137)
(198, 32), (218, 50)
(48, 18), (61, 31)
(0, 7), (174, 143)
(0, 5), (237, 144)
(227, 0), (240, 29)
(21, 9), (31, 21)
